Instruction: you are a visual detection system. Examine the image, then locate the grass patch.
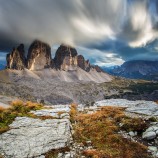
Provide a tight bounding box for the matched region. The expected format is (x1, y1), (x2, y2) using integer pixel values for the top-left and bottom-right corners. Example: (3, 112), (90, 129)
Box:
(0, 100), (43, 134)
(69, 103), (78, 123)
(73, 106), (150, 158)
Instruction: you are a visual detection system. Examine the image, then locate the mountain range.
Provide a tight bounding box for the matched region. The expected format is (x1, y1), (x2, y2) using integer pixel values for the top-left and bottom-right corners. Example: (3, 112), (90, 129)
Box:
(103, 60), (158, 81)
(5, 40), (112, 83)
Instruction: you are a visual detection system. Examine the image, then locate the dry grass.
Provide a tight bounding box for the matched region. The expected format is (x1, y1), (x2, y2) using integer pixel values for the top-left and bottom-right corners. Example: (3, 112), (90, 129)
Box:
(38, 115), (57, 120)
(73, 106), (150, 158)
(69, 103), (78, 123)
(0, 100), (43, 134)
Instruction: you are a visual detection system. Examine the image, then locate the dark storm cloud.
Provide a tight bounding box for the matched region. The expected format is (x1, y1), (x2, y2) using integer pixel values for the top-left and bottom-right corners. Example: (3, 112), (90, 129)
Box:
(0, 0), (158, 66)
(0, 0), (125, 51)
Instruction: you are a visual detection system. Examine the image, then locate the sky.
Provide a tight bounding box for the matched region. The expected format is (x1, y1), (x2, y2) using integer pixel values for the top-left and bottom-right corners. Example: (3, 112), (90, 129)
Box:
(0, 0), (158, 66)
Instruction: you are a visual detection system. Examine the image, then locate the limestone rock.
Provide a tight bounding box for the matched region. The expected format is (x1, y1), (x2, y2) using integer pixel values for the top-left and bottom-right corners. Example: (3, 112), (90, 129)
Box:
(77, 55), (91, 72)
(94, 99), (158, 116)
(54, 45), (78, 71)
(142, 131), (156, 140)
(6, 44), (26, 70)
(85, 60), (91, 72)
(142, 124), (158, 140)
(77, 55), (85, 70)
(0, 117), (72, 158)
(27, 40), (52, 70)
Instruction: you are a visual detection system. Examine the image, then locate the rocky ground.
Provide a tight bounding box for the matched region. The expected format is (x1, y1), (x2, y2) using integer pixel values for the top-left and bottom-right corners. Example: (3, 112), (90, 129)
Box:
(0, 99), (158, 158)
(0, 69), (157, 106)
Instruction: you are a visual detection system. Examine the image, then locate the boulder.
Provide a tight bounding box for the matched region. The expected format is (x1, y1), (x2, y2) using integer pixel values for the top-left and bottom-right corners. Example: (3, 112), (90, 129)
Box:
(0, 117), (72, 158)
(142, 131), (156, 140)
(6, 44), (26, 70)
(54, 45), (78, 71)
(27, 40), (52, 70)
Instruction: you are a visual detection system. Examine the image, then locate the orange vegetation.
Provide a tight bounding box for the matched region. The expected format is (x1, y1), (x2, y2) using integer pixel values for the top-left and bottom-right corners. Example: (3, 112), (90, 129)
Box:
(73, 106), (150, 158)
(0, 100), (43, 134)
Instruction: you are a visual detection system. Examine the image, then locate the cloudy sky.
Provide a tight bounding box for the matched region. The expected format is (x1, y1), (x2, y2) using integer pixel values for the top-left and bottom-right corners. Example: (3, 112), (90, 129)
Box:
(0, 0), (158, 66)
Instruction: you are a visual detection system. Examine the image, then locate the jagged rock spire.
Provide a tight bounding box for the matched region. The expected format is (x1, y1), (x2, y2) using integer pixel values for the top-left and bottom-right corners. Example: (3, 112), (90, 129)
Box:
(6, 44), (26, 70)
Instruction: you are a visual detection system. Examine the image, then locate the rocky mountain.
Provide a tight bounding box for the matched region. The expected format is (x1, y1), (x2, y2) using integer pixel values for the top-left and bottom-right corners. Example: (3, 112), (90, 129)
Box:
(6, 40), (102, 72)
(54, 44), (78, 71)
(27, 40), (52, 70)
(6, 44), (26, 70)
(104, 60), (158, 81)
(6, 40), (112, 83)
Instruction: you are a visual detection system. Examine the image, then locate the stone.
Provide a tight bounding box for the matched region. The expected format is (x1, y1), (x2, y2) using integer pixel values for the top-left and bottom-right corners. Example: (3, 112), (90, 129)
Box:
(142, 131), (156, 140)
(31, 105), (71, 119)
(148, 146), (157, 152)
(129, 131), (135, 137)
(64, 152), (71, 158)
(6, 44), (26, 70)
(27, 40), (52, 70)
(94, 99), (158, 116)
(54, 45), (78, 71)
(58, 153), (63, 157)
(146, 127), (154, 132)
(0, 117), (72, 158)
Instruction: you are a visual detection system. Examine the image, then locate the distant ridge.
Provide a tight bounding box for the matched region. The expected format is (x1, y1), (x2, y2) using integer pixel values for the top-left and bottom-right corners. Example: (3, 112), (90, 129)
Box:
(103, 60), (158, 81)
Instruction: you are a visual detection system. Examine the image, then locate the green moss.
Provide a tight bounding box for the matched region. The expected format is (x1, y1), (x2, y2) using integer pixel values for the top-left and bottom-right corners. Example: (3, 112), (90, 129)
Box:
(121, 117), (148, 132)
(148, 117), (158, 122)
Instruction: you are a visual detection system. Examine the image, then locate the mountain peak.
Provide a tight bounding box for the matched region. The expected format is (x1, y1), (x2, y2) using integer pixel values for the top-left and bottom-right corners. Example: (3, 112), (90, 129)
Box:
(6, 40), (104, 73)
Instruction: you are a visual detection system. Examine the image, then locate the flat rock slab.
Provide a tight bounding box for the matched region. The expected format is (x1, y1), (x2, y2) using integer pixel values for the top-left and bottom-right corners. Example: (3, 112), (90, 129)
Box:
(0, 117), (72, 158)
(93, 99), (158, 116)
(31, 105), (71, 119)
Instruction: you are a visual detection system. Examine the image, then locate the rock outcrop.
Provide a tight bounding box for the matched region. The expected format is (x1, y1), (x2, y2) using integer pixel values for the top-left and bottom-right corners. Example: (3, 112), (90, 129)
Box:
(0, 117), (72, 158)
(6, 44), (26, 70)
(54, 45), (78, 71)
(77, 55), (91, 72)
(6, 40), (105, 75)
(27, 40), (52, 70)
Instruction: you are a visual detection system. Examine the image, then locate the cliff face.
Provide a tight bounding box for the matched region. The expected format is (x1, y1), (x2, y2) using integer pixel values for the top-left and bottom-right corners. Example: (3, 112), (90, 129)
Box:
(54, 45), (78, 71)
(77, 55), (91, 72)
(6, 44), (26, 70)
(27, 40), (52, 70)
(6, 40), (104, 73)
